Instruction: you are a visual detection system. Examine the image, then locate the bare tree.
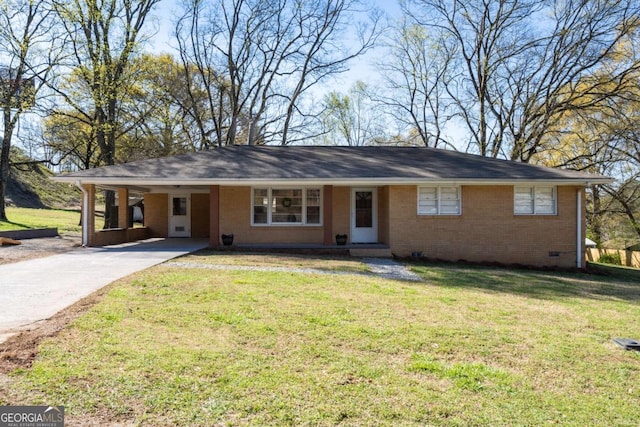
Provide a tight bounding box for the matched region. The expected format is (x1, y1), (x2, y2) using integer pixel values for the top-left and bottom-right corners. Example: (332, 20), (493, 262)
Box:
(51, 0), (161, 228)
(175, 2), (236, 149)
(378, 6), (454, 148)
(532, 54), (640, 244)
(403, 0), (640, 160)
(582, 102), (640, 243)
(0, 0), (63, 221)
(175, 0), (381, 147)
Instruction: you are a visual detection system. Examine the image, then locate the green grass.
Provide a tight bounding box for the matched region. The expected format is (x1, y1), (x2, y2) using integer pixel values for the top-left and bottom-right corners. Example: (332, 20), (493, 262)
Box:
(2, 257), (640, 426)
(0, 207), (81, 234)
(185, 250), (369, 274)
(587, 261), (640, 280)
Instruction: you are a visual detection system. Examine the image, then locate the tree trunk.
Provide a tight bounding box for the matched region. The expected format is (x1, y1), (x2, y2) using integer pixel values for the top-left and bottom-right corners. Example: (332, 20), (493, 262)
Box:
(0, 108), (15, 222)
(618, 197), (640, 242)
(0, 138), (9, 222)
(0, 184), (6, 221)
(103, 189), (117, 229)
(102, 118), (118, 229)
(104, 94), (119, 228)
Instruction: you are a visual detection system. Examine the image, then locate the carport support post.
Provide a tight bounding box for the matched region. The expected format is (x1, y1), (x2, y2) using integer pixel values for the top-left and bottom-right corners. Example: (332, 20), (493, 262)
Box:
(118, 188), (130, 229)
(323, 185), (333, 245)
(84, 184), (96, 246)
(209, 185), (220, 247)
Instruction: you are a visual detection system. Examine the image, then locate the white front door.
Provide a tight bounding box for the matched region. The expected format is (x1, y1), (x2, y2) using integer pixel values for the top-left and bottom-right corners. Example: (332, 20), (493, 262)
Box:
(351, 188), (378, 243)
(168, 194), (191, 237)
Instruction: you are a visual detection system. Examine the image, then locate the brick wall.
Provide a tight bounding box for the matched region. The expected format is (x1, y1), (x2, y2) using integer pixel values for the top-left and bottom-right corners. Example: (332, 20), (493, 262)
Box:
(388, 185), (583, 268)
(332, 186), (350, 243)
(92, 227), (151, 246)
(219, 186), (328, 244)
(140, 185), (584, 267)
(378, 186), (389, 245)
(191, 193), (210, 238)
(144, 193), (168, 237)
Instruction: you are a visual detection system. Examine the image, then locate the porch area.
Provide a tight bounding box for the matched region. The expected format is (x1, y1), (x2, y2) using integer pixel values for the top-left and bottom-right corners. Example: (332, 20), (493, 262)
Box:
(77, 184), (390, 253)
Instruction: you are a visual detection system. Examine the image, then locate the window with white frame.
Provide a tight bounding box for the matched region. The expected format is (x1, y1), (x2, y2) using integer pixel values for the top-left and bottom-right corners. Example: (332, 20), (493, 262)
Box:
(252, 187), (322, 225)
(417, 186), (461, 215)
(514, 186), (556, 215)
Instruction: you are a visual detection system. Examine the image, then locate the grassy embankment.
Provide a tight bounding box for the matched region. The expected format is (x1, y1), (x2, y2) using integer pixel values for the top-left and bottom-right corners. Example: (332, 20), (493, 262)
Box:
(0, 207), (81, 235)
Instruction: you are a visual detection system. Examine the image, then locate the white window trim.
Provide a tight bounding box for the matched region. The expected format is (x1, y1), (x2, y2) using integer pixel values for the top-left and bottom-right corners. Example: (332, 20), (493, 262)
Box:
(417, 185), (462, 216)
(514, 186), (557, 215)
(251, 187), (323, 226)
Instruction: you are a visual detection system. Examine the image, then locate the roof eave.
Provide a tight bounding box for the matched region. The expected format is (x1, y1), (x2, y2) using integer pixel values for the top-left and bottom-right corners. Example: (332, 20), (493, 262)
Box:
(52, 176), (614, 187)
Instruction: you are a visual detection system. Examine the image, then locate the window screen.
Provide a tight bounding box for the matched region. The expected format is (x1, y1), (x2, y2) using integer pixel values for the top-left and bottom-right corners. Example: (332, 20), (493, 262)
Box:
(418, 186), (460, 215)
(514, 186), (556, 215)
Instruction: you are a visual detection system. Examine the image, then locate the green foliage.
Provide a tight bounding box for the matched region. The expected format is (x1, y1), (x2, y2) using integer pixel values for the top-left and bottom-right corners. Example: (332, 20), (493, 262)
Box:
(43, 113), (100, 171)
(322, 81), (383, 146)
(116, 54), (199, 159)
(598, 252), (623, 265)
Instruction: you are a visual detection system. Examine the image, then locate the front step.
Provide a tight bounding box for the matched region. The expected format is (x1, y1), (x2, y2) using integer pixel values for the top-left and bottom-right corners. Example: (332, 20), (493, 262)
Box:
(349, 247), (392, 258)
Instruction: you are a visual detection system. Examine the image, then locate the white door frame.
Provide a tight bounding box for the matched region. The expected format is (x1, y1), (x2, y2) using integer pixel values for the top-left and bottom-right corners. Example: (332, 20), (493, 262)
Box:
(168, 193), (191, 237)
(351, 187), (378, 243)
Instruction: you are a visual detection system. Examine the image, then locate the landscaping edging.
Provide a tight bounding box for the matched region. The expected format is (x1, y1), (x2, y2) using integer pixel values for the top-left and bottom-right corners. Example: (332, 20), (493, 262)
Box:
(0, 228), (59, 240)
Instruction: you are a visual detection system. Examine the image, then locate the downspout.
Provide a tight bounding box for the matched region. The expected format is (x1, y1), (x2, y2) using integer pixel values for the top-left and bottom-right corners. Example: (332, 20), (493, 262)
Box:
(577, 188), (582, 269)
(75, 180), (89, 247)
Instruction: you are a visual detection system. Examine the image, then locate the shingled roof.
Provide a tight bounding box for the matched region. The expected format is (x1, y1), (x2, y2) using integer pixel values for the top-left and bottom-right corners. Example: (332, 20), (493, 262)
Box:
(53, 145), (611, 186)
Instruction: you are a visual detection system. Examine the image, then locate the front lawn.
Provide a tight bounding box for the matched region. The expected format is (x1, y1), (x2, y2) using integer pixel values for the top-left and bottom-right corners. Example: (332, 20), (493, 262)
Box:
(2, 255), (639, 426)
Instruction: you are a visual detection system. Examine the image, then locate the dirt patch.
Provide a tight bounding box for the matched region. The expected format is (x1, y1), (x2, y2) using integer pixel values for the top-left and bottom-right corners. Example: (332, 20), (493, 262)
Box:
(0, 289), (113, 427)
(0, 285), (109, 375)
(0, 235), (81, 265)
(0, 235), (87, 374)
(0, 235), (95, 392)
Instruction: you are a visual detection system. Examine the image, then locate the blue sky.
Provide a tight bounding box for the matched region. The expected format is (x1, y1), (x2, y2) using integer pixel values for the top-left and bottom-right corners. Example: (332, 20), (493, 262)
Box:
(147, 0), (401, 90)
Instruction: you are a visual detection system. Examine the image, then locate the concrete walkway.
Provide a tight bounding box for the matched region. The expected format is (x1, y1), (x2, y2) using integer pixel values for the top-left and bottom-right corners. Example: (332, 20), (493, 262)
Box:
(0, 238), (209, 343)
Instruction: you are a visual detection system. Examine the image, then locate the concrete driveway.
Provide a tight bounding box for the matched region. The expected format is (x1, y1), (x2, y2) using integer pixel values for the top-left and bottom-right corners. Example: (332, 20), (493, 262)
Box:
(0, 238), (209, 343)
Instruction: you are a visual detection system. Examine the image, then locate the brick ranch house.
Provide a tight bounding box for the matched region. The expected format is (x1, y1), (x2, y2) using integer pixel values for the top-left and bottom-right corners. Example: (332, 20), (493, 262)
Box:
(53, 145), (612, 268)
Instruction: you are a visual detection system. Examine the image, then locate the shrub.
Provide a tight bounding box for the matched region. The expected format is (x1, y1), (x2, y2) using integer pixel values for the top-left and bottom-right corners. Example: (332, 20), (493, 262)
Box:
(598, 252), (622, 265)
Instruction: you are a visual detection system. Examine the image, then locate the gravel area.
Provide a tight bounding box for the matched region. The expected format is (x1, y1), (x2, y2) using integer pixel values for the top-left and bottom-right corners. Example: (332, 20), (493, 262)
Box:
(0, 235), (82, 265)
(360, 257), (423, 281)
